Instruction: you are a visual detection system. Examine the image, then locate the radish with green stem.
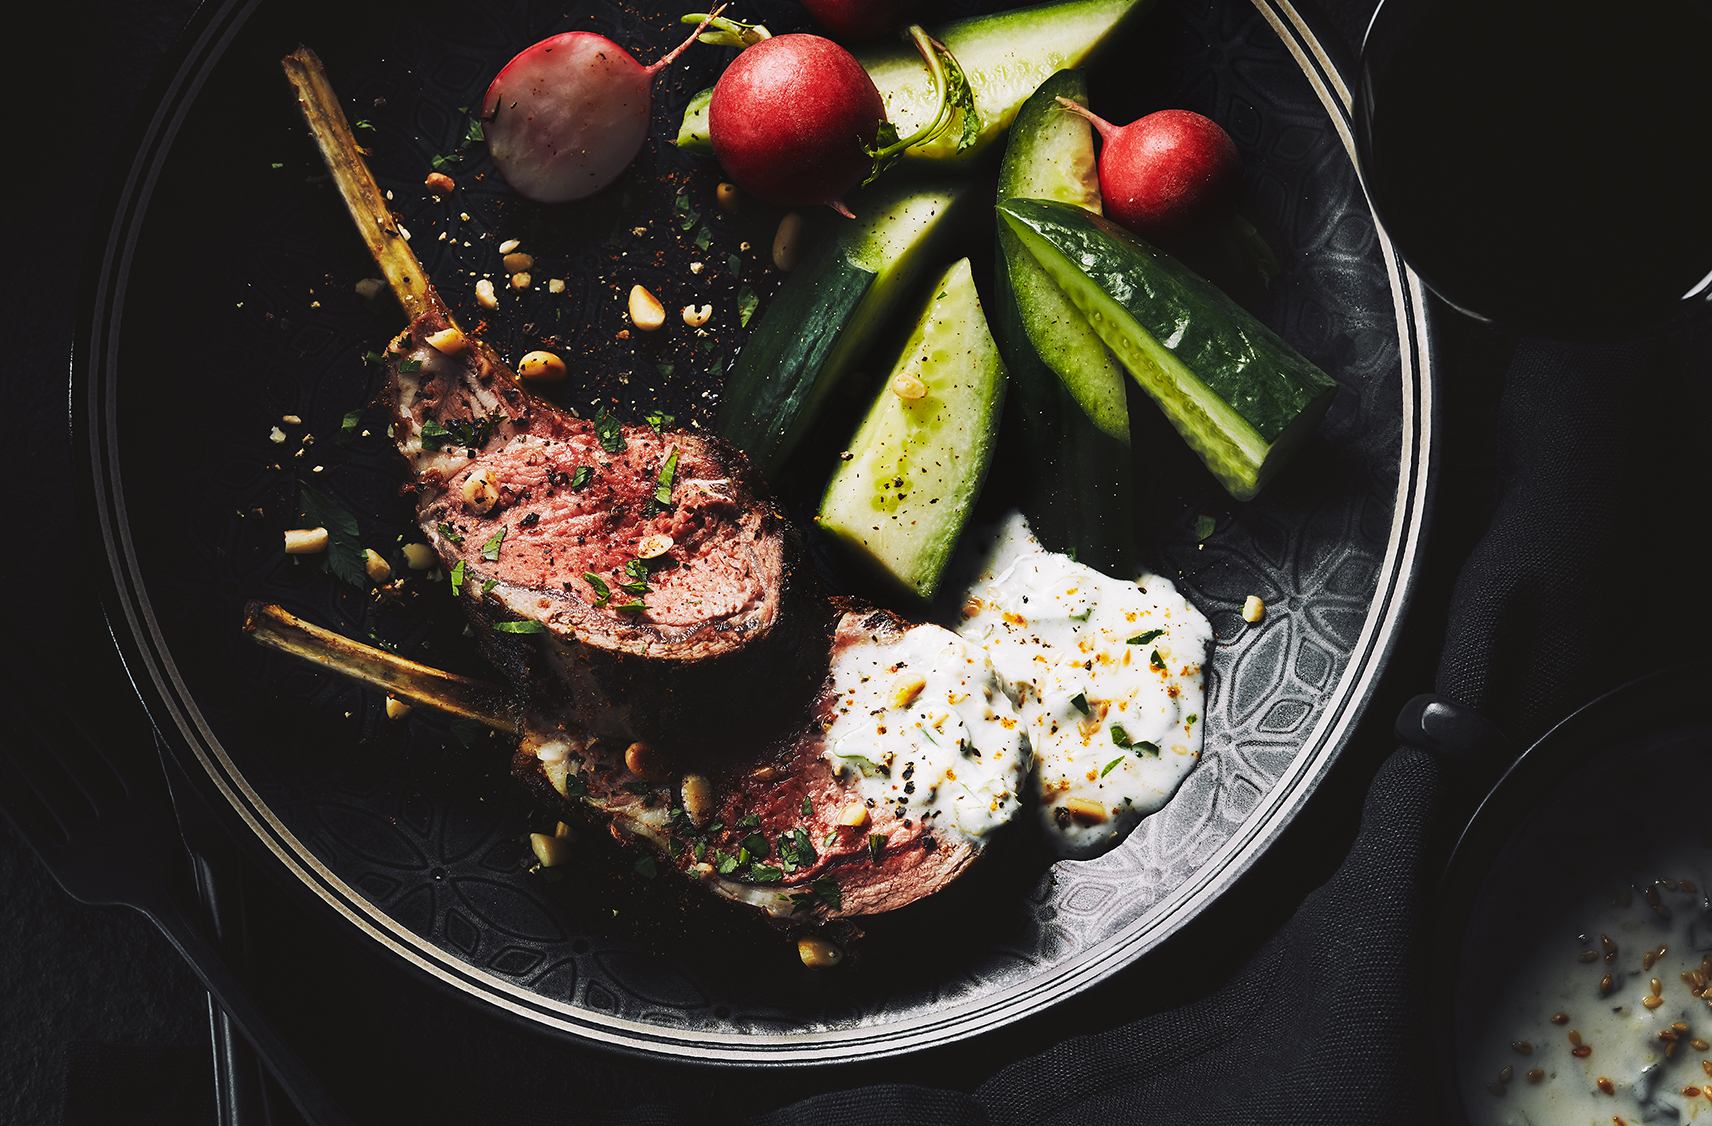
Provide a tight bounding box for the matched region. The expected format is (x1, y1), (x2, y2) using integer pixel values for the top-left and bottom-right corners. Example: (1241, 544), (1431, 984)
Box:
(480, 11), (723, 205)
(1056, 99), (1240, 248)
(708, 26), (977, 215)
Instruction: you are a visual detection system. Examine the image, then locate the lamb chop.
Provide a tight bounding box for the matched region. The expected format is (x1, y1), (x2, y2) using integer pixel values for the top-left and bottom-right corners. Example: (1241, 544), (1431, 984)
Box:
(266, 49), (1030, 927)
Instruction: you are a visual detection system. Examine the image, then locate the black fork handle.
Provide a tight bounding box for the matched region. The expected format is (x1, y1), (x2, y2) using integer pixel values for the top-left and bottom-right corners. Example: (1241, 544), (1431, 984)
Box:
(139, 893), (357, 1126)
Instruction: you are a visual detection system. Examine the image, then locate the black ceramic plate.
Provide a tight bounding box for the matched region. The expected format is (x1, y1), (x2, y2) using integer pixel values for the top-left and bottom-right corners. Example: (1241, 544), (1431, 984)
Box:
(1434, 662), (1712, 1122)
(78, 0), (1434, 1062)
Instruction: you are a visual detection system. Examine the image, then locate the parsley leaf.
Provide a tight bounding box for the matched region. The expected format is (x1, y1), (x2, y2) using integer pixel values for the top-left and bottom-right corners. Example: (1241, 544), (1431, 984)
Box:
(398, 358), (423, 373)
(1151, 649), (1167, 671)
(481, 527), (506, 562)
(593, 407), (625, 453)
(738, 286), (759, 327)
(633, 855), (658, 879)
(1132, 740), (1161, 757)
(1110, 725), (1134, 748)
(418, 419), (450, 450)
(749, 864), (782, 884)
(492, 620), (546, 634)
(811, 876), (842, 911)
(481, 578), (497, 595)
(584, 572), (611, 606)
(437, 523), (464, 545)
(612, 600), (646, 615)
(1100, 757), (1124, 778)
(569, 465), (592, 489)
(296, 483), (366, 589)
(1127, 629), (1164, 645)
(1070, 692), (1090, 715)
(655, 447), (679, 508)
(868, 833), (885, 863)
(449, 558), (465, 597)
(644, 410), (674, 435)
(335, 409), (363, 447)
(1195, 514), (1217, 541)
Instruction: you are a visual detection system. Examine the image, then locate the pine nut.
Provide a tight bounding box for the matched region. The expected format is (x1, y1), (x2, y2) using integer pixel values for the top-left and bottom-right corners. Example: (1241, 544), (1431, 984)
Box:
(839, 801), (870, 827)
(426, 328), (467, 357)
(716, 182), (740, 214)
(461, 469), (500, 514)
(797, 936), (844, 969)
(529, 831), (573, 868)
(475, 278), (498, 309)
(402, 542), (436, 570)
(510, 272), (531, 290)
(503, 252), (534, 273)
(284, 527), (328, 554)
(1242, 595), (1266, 622)
(629, 285), (665, 331)
(424, 171), (455, 194)
(680, 773), (715, 825)
(889, 673), (927, 709)
(625, 741), (670, 782)
(363, 549), (392, 584)
(892, 371), (928, 400)
(384, 695), (412, 720)
(682, 304), (712, 327)
(773, 212), (805, 271)
(518, 350), (566, 382)
(354, 277), (386, 300)
(498, 239), (522, 254)
(637, 534), (674, 559)
(1063, 796), (1109, 823)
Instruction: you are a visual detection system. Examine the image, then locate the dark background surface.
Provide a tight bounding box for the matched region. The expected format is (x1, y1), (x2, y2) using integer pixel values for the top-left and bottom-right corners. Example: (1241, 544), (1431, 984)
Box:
(3, 0), (1523, 1122)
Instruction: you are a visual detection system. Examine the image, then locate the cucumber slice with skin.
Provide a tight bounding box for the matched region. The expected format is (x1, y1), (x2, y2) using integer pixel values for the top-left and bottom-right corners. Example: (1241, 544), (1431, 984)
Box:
(992, 70), (1133, 573)
(718, 177), (976, 479)
(674, 0), (1150, 163)
(998, 198), (1338, 501)
(997, 70), (1128, 444)
(817, 258), (1006, 603)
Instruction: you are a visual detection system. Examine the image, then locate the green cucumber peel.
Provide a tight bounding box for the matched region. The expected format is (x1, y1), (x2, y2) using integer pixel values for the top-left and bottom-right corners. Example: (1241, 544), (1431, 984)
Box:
(998, 197), (1337, 500)
(995, 69), (1129, 444)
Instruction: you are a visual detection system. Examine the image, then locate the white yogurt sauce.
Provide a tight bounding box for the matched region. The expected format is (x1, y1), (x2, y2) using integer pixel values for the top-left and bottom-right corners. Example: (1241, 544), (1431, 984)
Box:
(821, 623), (1028, 843)
(955, 512), (1212, 858)
(1459, 741), (1712, 1124)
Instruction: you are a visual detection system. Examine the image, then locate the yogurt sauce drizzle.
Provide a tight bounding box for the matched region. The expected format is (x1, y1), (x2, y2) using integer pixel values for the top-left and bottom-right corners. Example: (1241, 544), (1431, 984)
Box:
(956, 512), (1213, 858)
(822, 624), (1029, 842)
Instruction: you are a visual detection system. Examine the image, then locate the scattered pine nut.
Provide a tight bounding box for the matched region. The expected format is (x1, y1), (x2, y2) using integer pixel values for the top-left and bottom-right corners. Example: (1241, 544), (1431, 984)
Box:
(284, 527), (329, 554)
(426, 326), (468, 353)
(797, 935), (843, 968)
(1242, 595), (1265, 623)
(682, 304), (712, 327)
(363, 549), (392, 584)
(547, 278), (566, 294)
(510, 272), (532, 290)
(530, 831), (573, 868)
(475, 278), (498, 309)
(518, 350), (566, 382)
(889, 673), (927, 709)
(354, 277), (386, 300)
(680, 773), (714, 825)
(462, 469), (500, 514)
(503, 252), (534, 273)
(384, 695), (412, 720)
(402, 542), (436, 570)
(716, 182), (739, 214)
(1063, 796), (1109, 823)
(629, 285), (666, 330)
(772, 212), (805, 271)
(424, 171), (456, 194)
(498, 238), (521, 254)
(892, 371), (928, 400)
(839, 801), (870, 827)
(636, 534), (674, 560)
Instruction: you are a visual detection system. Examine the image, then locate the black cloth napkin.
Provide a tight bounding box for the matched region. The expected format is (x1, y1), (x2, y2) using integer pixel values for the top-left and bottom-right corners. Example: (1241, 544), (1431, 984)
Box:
(9, 0), (1706, 1122)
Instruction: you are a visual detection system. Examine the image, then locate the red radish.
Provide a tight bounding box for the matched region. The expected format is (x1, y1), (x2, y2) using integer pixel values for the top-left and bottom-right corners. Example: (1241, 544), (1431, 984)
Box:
(799, 0), (916, 40)
(708, 34), (886, 216)
(482, 17), (716, 205)
(1058, 100), (1241, 248)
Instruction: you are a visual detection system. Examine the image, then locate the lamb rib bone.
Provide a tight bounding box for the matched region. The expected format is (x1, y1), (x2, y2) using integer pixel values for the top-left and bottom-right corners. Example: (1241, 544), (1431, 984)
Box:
(242, 601), (519, 734)
(280, 47), (447, 325)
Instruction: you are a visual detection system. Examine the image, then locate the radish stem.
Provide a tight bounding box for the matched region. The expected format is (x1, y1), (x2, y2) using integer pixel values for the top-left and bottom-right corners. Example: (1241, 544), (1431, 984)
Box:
(680, 11), (771, 48)
(863, 27), (978, 180)
(650, 5), (729, 72)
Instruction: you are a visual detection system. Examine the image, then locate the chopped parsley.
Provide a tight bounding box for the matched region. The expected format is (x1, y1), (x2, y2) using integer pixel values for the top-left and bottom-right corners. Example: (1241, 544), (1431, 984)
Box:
(801, 796), (813, 817)
(740, 832), (770, 860)
(811, 876), (842, 911)
(1110, 725), (1134, 748)
(584, 572), (612, 606)
(1127, 629), (1164, 645)
(714, 851), (740, 875)
(593, 407), (625, 453)
(868, 833), (885, 863)
(569, 465), (592, 490)
(449, 559), (465, 597)
(1195, 514), (1217, 541)
(644, 410), (674, 434)
(778, 828), (817, 872)
(612, 600), (646, 615)
(749, 864), (783, 884)
(481, 578), (497, 595)
(418, 419), (450, 450)
(738, 286), (759, 327)
(437, 522), (464, 545)
(633, 855), (658, 879)
(1150, 649), (1167, 671)
(1100, 757), (1124, 778)
(295, 483), (366, 589)
(1070, 692), (1090, 716)
(655, 447), (679, 508)
(1132, 740), (1161, 757)
(335, 409), (362, 446)
(481, 527), (506, 562)
(398, 358), (423, 374)
(492, 620), (546, 634)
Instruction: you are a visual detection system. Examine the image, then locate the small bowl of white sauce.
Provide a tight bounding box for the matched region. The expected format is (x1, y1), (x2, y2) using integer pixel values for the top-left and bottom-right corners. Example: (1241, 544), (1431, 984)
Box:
(1438, 660), (1712, 1125)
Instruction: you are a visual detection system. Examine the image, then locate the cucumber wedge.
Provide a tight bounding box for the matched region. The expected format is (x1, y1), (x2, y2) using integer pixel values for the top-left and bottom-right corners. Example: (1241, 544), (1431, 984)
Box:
(993, 70), (1133, 573)
(674, 0), (1151, 163)
(997, 70), (1128, 444)
(998, 198), (1338, 500)
(718, 176), (977, 478)
(817, 258), (1006, 602)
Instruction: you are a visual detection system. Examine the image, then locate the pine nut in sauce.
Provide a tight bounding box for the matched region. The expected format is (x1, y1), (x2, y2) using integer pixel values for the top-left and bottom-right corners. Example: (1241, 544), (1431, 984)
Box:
(1686, 1087), (1703, 1097)
(1643, 996), (1666, 1010)
(1602, 935), (1619, 954)
(1569, 1030), (1584, 1047)
(1526, 1069), (1544, 1083)
(1694, 1038), (1709, 1051)
(1598, 1078), (1615, 1095)
(1580, 951), (1600, 963)
(1552, 1012), (1570, 1024)
(1653, 978), (1665, 997)
(1600, 974), (1613, 994)
(1644, 950), (1657, 971)
(1573, 1045), (1594, 1058)
(1499, 1066), (1513, 1083)
(1511, 1041), (1532, 1054)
